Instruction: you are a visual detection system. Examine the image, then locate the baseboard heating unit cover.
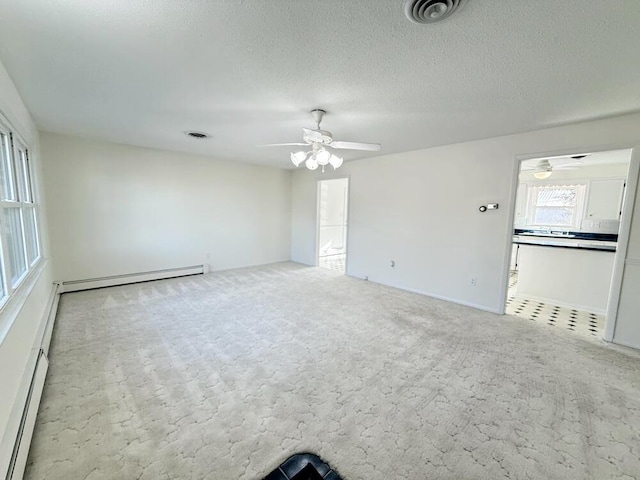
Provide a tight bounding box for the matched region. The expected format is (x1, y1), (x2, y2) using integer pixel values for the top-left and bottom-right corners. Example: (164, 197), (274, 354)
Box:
(62, 265), (206, 292)
(264, 453), (343, 480)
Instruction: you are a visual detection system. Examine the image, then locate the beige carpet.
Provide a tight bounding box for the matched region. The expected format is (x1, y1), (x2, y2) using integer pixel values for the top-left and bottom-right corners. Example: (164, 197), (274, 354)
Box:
(25, 262), (640, 479)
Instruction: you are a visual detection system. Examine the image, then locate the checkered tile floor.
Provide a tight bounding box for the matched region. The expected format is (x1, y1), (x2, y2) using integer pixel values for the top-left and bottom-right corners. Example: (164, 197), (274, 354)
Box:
(319, 254), (346, 273)
(506, 272), (604, 338)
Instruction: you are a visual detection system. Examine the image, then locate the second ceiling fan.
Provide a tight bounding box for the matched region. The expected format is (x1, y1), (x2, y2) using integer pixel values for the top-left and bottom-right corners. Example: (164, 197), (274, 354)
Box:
(523, 155), (587, 179)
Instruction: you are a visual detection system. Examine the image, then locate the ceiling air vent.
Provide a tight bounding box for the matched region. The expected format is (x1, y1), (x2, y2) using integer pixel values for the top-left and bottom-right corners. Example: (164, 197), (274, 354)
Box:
(404, 0), (464, 24)
(185, 131), (211, 139)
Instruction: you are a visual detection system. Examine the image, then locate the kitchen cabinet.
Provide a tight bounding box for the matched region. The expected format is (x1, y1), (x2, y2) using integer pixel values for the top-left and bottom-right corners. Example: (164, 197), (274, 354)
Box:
(586, 178), (625, 220)
(515, 244), (615, 313)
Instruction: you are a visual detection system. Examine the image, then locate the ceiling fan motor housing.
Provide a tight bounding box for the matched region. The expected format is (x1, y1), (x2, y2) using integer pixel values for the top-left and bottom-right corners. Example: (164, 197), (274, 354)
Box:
(303, 129), (333, 145)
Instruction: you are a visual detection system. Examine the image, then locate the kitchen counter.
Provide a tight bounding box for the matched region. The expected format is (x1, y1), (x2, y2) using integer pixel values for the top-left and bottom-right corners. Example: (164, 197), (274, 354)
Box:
(513, 229), (617, 252)
(513, 235), (616, 252)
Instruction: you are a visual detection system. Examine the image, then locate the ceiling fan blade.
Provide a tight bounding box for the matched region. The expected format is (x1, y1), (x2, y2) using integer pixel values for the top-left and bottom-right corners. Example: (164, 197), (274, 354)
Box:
(302, 128), (324, 142)
(329, 140), (381, 151)
(552, 159), (584, 167)
(258, 143), (308, 147)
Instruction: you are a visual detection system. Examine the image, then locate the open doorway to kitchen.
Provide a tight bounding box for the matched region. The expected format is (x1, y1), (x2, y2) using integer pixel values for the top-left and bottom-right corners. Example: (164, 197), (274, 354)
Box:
(317, 178), (349, 273)
(505, 149), (633, 340)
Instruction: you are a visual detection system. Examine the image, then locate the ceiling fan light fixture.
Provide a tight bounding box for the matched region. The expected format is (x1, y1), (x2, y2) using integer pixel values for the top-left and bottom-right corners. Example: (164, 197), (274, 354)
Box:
(316, 149), (331, 166)
(329, 154), (343, 169)
(306, 157), (319, 171)
(533, 171), (552, 179)
(290, 151), (307, 167)
(532, 159), (552, 179)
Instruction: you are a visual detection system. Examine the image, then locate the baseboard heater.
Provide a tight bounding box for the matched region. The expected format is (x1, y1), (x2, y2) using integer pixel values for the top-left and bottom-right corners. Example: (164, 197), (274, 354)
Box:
(61, 265), (207, 292)
(4, 283), (60, 480)
(5, 350), (48, 480)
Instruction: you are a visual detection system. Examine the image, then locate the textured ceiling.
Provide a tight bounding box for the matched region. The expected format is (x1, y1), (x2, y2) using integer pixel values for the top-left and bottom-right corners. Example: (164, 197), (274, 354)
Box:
(0, 0), (639, 168)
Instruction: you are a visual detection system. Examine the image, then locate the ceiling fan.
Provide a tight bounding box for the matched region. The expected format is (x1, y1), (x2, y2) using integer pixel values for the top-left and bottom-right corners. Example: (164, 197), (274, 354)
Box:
(261, 109), (381, 171)
(521, 155), (587, 179)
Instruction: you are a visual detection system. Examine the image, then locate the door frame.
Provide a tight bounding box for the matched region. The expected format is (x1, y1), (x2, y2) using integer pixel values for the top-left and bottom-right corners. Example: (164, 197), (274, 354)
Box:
(500, 145), (640, 342)
(316, 176), (351, 272)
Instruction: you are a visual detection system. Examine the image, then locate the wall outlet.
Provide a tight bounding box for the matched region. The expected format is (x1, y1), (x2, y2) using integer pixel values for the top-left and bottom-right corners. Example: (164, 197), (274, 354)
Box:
(470, 277), (477, 286)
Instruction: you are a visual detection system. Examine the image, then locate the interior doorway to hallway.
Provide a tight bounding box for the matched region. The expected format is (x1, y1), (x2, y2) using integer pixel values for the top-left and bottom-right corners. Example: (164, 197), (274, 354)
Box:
(317, 178), (349, 274)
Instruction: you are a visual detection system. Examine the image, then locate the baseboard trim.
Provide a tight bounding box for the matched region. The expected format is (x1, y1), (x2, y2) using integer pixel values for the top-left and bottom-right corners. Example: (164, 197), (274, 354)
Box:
(352, 276), (500, 314)
(403, 287), (501, 314)
(61, 265), (205, 292)
(611, 337), (640, 352)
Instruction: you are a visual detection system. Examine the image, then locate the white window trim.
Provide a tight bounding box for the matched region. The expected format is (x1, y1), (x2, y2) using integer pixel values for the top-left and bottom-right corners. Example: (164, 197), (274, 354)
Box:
(523, 181), (588, 230)
(0, 116), (43, 313)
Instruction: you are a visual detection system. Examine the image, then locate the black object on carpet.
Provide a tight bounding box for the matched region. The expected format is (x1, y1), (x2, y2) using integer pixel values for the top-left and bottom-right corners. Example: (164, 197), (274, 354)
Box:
(263, 453), (343, 480)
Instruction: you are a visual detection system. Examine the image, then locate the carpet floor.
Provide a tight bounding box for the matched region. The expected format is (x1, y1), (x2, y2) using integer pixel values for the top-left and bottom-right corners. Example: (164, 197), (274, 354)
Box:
(25, 262), (640, 479)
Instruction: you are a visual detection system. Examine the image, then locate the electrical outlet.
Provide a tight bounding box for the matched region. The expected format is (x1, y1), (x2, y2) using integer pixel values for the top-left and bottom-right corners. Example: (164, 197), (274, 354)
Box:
(470, 277), (477, 286)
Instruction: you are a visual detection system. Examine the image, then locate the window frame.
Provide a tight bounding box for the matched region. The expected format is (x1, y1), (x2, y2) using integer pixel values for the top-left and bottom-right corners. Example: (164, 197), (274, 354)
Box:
(524, 182), (588, 230)
(0, 117), (42, 310)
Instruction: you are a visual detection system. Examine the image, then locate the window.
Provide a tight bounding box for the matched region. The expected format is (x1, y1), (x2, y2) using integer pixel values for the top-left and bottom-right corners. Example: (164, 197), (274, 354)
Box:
(0, 120), (41, 306)
(526, 184), (587, 229)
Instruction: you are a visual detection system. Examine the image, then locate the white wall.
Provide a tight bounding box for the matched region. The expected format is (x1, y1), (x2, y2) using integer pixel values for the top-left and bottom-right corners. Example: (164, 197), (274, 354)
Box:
(0, 59), (54, 474)
(291, 112), (640, 348)
(41, 133), (292, 281)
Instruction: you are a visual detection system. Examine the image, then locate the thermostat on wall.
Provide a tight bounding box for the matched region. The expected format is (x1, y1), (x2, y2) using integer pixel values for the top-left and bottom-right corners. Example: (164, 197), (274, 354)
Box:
(479, 203), (499, 212)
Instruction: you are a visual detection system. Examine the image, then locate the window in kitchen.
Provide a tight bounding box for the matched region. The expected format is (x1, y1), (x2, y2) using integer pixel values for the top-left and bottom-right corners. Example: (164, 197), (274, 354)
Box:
(526, 184), (587, 229)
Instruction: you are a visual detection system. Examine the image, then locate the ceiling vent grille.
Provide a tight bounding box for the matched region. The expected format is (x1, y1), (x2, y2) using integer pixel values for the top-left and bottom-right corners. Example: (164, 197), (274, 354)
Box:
(404, 0), (464, 24)
(185, 131), (211, 139)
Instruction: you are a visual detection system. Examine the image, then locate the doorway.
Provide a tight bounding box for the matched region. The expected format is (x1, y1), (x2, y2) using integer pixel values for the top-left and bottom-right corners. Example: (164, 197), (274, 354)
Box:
(505, 149), (633, 340)
(317, 178), (349, 273)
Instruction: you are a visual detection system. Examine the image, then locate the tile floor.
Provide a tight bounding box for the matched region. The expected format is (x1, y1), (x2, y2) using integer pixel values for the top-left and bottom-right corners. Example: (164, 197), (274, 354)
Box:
(319, 254), (346, 273)
(505, 272), (604, 339)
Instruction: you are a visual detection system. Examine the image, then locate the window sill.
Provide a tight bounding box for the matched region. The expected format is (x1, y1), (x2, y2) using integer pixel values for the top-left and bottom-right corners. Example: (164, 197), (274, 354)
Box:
(0, 258), (49, 348)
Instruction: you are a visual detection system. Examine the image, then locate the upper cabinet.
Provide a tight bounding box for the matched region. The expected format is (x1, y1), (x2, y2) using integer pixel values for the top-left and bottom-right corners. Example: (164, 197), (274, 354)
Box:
(586, 179), (625, 220)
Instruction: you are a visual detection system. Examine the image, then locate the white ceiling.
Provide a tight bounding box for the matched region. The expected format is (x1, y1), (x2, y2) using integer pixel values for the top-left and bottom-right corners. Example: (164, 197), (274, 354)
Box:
(0, 0), (639, 169)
